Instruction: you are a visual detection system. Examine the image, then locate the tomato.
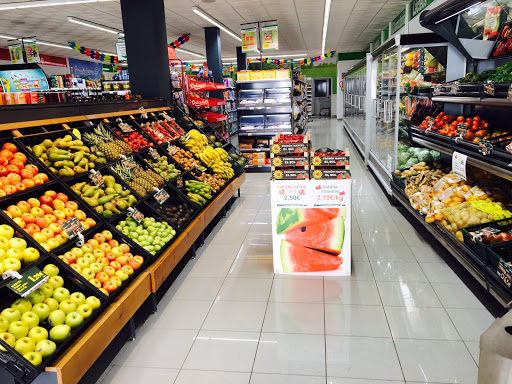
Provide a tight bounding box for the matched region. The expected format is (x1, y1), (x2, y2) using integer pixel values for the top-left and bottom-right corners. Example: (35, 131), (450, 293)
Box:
(457, 116), (465, 122)
(472, 137), (480, 143)
(473, 116), (480, 122)
(475, 130), (487, 138)
(482, 123), (489, 129)
(464, 132), (475, 140)
(1, 143), (17, 154)
(443, 115), (450, 121)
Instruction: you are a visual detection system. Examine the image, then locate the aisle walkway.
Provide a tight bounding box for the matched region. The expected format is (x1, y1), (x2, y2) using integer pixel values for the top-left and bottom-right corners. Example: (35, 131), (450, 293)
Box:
(97, 118), (494, 384)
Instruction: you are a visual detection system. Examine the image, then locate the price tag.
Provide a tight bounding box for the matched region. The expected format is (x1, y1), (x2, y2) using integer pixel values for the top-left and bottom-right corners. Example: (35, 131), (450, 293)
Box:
(457, 123), (467, 138)
(181, 133), (191, 142)
(451, 81), (460, 94)
(433, 85), (441, 96)
(479, 139), (493, 155)
(154, 188), (170, 204)
(119, 123), (133, 133)
(149, 147), (160, 160)
(139, 107), (149, 119)
(484, 81), (495, 96)
(89, 170), (104, 186)
(508, 85), (512, 102)
(127, 207), (144, 223)
(7, 266), (49, 298)
(498, 260), (512, 288)
(177, 176), (183, 188)
(121, 156), (137, 170)
(426, 117), (434, 134)
(61, 216), (84, 240)
(194, 163), (207, 172)
(169, 146), (179, 155)
(452, 151), (467, 180)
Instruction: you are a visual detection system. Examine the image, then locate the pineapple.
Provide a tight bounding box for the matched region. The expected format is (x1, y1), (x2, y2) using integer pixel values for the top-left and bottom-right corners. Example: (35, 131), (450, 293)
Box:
(83, 123), (132, 161)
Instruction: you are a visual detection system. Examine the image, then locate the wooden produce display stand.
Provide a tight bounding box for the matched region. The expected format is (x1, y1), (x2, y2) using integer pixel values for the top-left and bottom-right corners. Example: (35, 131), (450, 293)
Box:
(0, 106), (246, 384)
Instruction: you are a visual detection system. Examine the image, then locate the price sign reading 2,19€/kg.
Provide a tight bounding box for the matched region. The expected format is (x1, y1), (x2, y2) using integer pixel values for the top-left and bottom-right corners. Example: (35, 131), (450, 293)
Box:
(7, 266), (49, 297)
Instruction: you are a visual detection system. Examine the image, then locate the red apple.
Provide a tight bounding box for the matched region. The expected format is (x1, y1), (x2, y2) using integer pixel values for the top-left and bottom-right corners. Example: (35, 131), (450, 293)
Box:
(39, 195), (53, 206)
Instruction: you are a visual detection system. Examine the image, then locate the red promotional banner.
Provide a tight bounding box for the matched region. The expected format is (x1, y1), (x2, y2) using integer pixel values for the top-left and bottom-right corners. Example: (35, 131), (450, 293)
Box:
(189, 79), (226, 91)
(189, 96), (226, 108)
(200, 111), (228, 122)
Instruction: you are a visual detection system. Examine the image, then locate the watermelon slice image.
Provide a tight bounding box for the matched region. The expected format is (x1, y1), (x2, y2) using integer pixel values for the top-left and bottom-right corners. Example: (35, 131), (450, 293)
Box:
(285, 215), (345, 255)
(281, 240), (343, 272)
(276, 208), (342, 234)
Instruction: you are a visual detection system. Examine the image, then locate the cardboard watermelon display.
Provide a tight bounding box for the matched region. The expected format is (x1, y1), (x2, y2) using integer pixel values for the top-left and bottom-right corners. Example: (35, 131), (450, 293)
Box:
(285, 215), (345, 255)
(281, 240), (343, 272)
(276, 207), (342, 234)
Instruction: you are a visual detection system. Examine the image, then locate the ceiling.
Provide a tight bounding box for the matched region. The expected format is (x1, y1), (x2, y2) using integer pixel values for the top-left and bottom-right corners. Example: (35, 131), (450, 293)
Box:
(0, 0), (411, 64)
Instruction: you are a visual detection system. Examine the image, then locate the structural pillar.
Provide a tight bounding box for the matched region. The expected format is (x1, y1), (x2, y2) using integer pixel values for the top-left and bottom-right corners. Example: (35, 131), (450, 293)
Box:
(120, 0), (171, 104)
(205, 26), (223, 98)
(236, 46), (247, 71)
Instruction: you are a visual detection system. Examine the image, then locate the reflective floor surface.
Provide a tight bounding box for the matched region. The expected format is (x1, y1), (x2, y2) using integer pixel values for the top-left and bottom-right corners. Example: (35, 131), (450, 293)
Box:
(96, 118), (493, 384)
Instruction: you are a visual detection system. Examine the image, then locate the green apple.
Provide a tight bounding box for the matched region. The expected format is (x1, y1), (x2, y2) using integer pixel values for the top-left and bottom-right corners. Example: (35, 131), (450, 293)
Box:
(80, 244), (94, 254)
(76, 257), (90, 269)
(35, 339), (56, 359)
(84, 253), (97, 265)
(24, 351), (43, 367)
(65, 312), (83, 330)
(115, 269), (129, 282)
(0, 332), (15, 352)
(27, 290), (46, 305)
(1, 307), (21, 323)
(47, 310), (66, 327)
(58, 300), (76, 315)
(80, 268), (95, 281)
(43, 298), (59, 312)
(48, 276), (64, 289)
(89, 262), (102, 274)
(11, 299), (32, 314)
(0, 316), (8, 332)
(20, 311), (39, 330)
(76, 304), (92, 319)
(8, 321), (28, 339)
(85, 296), (101, 311)
(6, 248), (23, 261)
(15, 337), (35, 355)
(28, 326), (48, 344)
(39, 283), (54, 299)
(69, 292), (86, 307)
(52, 287), (70, 303)
(0, 224), (14, 240)
(49, 324), (71, 343)
(3, 257), (21, 272)
(9, 237), (27, 252)
(22, 247), (40, 264)
(32, 303), (50, 322)
(43, 264), (59, 278)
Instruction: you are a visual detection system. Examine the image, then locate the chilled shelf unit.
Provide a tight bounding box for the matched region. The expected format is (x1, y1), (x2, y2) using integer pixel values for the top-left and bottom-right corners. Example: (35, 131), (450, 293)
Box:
(223, 77), (238, 146)
(306, 78), (313, 122)
(293, 73), (308, 134)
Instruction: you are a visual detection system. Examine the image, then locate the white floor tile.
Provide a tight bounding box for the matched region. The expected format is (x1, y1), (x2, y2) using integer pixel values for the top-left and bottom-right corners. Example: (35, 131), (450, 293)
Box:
(197, 242), (243, 260)
(183, 330), (259, 372)
(326, 335), (403, 380)
(175, 370), (250, 384)
(384, 306), (460, 341)
(326, 262), (374, 281)
(99, 366), (179, 384)
(217, 278), (273, 302)
(144, 300), (212, 330)
(324, 280), (381, 305)
(410, 245), (445, 263)
(188, 257), (234, 278)
(325, 304), (390, 337)
(270, 278), (324, 303)
(328, 378), (404, 384)
(447, 308), (495, 342)
(419, 262), (461, 283)
(202, 301), (267, 332)
(362, 228), (407, 246)
(263, 302), (324, 334)
(171, 277), (225, 301)
(431, 283), (485, 309)
(371, 261), (428, 282)
(365, 245), (417, 262)
(394, 339), (478, 383)
(251, 373), (325, 384)
(253, 333), (326, 376)
(376, 281), (442, 308)
(465, 341), (480, 366)
(351, 245), (369, 262)
(229, 257), (275, 279)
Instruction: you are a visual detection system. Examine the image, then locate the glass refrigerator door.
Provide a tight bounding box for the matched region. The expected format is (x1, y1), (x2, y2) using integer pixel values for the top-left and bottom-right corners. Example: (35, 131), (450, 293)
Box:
(343, 65), (367, 150)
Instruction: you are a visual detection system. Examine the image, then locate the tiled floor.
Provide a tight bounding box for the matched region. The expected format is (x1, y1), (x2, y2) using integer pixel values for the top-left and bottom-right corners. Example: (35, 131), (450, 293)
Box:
(97, 118), (495, 384)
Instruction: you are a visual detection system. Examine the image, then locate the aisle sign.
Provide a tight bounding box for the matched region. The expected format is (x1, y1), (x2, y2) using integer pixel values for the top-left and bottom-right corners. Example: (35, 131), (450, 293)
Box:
(452, 151), (467, 180)
(8, 43), (24, 64)
(410, 0), (434, 19)
(261, 24), (278, 51)
(24, 40), (40, 63)
(271, 179), (351, 276)
(241, 25), (258, 53)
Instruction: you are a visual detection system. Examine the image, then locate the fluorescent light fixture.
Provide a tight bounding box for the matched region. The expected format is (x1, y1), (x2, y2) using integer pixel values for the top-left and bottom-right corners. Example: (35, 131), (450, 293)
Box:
(321, 0), (331, 55)
(192, 6), (241, 42)
(38, 41), (72, 49)
(175, 48), (205, 58)
(68, 16), (124, 36)
(248, 53), (307, 59)
(0, 34), (15, 39)
(0, 0), (115, 10)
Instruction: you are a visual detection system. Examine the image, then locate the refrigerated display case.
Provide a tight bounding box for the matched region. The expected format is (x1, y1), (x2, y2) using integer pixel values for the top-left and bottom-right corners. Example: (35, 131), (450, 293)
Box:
(342, 62), (367, 155)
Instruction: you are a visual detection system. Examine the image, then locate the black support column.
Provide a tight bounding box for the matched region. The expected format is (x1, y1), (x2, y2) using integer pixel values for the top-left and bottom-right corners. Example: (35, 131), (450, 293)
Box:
(236, 46), (247, 71)
(120, 0), (171, 104)
(205, 26), (223, 98)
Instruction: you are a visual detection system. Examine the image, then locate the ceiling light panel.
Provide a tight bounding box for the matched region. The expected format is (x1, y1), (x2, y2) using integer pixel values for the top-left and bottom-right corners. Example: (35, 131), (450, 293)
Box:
(0, 0), (116, 10)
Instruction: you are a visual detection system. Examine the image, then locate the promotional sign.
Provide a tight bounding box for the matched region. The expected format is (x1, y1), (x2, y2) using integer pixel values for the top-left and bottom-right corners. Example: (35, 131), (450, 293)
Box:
(392, 9), (406, 34)
(261, 24), (278, 51)
(241, 25), (258, 53)
(410, 0), (434, 19)
(0, 68), (49, 92)
(24, 40), (40, 63)
(116, 38), (127, 63)
(271, 179), (351, 276)
(8, 43), (24, 64)
(68, 58), (103, 81)
(452, 151), (467, 180)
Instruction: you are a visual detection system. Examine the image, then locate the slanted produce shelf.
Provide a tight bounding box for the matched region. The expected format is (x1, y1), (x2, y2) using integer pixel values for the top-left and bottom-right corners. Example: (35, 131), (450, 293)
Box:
(431, 96), (512, 108)
(391, 181), (512, 310)
(409, 127), (512, 182)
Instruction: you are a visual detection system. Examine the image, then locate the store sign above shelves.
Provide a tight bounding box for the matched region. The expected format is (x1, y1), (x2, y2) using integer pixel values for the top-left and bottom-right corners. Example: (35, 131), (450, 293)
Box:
(189, 96), (226, 108)
(189, 79), (226, 92)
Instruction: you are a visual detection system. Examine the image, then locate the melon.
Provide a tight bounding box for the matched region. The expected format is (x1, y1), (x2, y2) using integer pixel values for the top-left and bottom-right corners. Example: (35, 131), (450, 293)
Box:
(276, 208), (342, 234)
(285, 215), (345, 255)
(281, 240), (343, 272)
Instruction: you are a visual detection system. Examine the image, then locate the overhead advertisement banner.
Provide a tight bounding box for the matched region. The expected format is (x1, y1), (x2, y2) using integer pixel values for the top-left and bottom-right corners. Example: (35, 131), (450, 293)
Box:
(68, 58), (103, 81)
(8, 43), (24, 64)
(116, 38), (127, 63)
(261, 24), (278, 51)
(241, 25), (258, 53)
(24, 40), (40, 63)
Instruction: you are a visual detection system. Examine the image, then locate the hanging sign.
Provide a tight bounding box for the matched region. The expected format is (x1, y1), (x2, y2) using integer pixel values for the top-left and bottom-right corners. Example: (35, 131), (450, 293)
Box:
(392, 10), (406, 34)
(241, 25), (258, 53)
(24, 40), (40, 63)
(116, 38), (127, 63)
(261, 24), (278, 51)
(8, 43), (24, 64)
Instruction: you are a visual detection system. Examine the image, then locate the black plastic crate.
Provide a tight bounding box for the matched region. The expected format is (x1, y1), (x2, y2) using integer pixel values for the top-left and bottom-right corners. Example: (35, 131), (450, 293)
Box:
(110, 201), (178, 260)
(0, 255), (109, 384)
(137, 146), (185, 183)
(488, 242), (512, 291)
(463, 218), (512, 264)
(137, 119), (180, 145)
(52, 222), (151, 302)
(105, 119), (158, 152)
